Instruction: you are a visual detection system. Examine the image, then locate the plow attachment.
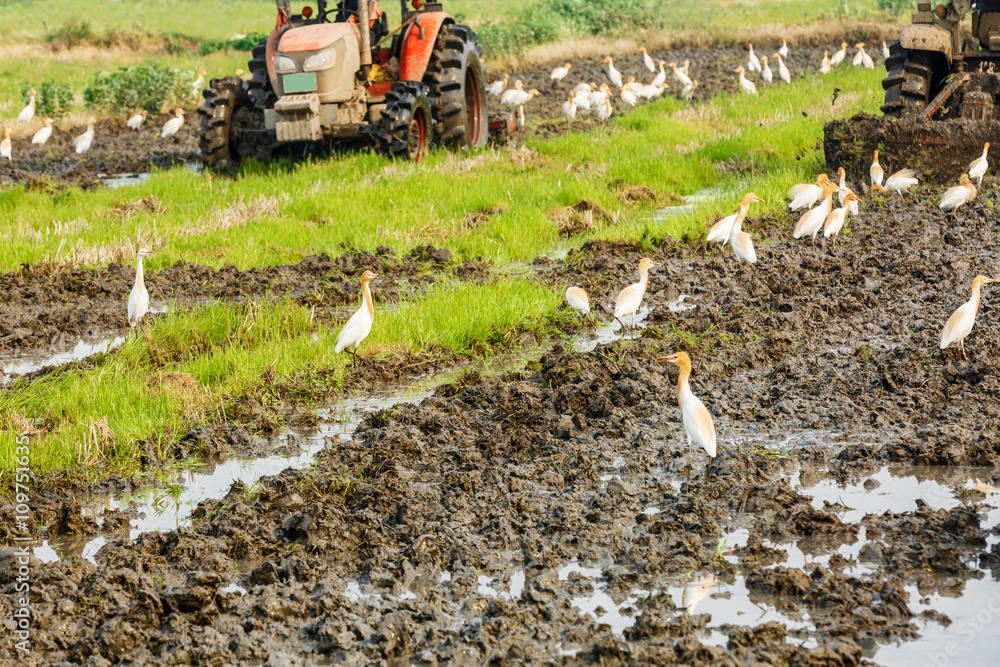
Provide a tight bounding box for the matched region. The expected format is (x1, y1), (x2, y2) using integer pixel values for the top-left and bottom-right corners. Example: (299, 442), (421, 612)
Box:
(824, 112), (1000, 184)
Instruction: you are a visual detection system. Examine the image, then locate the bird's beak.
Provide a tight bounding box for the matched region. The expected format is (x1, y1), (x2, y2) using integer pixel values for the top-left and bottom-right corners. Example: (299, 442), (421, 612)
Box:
(652, 261), (663, 267)
(656, 355), (678, 363)
(754, 196), (764, 203)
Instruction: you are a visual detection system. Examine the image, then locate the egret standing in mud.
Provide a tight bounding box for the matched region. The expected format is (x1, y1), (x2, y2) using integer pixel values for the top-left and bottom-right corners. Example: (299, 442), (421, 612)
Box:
(335, 270), (382, 366)
(16, 89), (36, 124)
(641, 46), (656, 72)
(128, 248), (152, 334)
(729, 193), (764, 272)
(940, 275), (998, 361)
(127, 110), (148, 131)
(793, 180), (838, 248)
(788, 173), (831, 211)
(32, 119), (53, 145)
(968, 142), (989, 186)
(614, 258), (661, 334)
(74, 118), (96, 154)
(565, 286), (590, 315)
(605, 56), (623, 89)
(706, 192), (764, 253)
(871, 168), (918, 196)
(823, 192), (862, 245)
(870, 150), (885, 187)
(657, 352), (717, 477)
(161, 109), (185, 139)
(830, 41), (848, 66)
(735, 67), (757, 95)
(487, 73), (508, 98)
(939, 173), (977, 223)
(550, 62), (571, 84)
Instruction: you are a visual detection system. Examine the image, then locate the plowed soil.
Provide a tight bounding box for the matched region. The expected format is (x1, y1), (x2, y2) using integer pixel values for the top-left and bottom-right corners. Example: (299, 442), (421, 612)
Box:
(3, 173), (999, 664)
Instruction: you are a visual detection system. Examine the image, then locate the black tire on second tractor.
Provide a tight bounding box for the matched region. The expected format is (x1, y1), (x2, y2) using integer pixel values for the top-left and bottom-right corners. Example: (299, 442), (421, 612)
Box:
(881, 40), (934, 118)
(377, 81), (432, 163)
(423, 24), (488, 150)
(197, 76), (253, 174)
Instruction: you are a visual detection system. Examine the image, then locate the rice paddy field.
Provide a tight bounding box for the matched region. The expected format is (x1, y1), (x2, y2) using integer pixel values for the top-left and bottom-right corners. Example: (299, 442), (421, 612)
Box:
(4, 2), (1000, 666)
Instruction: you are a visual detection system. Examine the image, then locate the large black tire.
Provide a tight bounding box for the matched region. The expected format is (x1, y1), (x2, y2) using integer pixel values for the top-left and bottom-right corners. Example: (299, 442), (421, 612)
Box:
(247, 41), (278, 109)
(197, 76), (253, 173)
(881, 41), (934, 118)
(423, 24), (488, 150)
(376, 81), (432, 162)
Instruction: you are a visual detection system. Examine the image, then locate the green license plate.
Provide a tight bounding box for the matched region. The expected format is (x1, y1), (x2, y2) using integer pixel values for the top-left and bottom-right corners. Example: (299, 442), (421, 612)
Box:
(283, 72), (316, 93)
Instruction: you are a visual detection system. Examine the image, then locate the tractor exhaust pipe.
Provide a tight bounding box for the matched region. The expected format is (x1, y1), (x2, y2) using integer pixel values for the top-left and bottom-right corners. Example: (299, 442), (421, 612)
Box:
(359, 0), (372, 80)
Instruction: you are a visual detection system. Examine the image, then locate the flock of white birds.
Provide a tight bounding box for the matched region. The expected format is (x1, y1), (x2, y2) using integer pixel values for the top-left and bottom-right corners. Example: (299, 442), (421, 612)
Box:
(0, 71), (208, 162)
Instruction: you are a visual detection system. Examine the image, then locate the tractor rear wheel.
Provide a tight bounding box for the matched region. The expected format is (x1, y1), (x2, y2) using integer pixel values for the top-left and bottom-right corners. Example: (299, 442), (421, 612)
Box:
(197, 76), (253, 174)
(423, 24), (488, 150)
(881, 41), (933, 118)
(377, 81), (432, 162)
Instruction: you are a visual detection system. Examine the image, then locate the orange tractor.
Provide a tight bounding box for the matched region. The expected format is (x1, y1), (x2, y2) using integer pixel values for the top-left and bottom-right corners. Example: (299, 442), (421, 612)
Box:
(198, 0), (497, 171)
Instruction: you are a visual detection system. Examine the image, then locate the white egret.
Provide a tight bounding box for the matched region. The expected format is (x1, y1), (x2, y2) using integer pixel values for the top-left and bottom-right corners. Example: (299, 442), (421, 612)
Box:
(651, 60), (667, 88)
(16, 89), (36, 124)
(830, 41), (848, 66)
(550, 62), (571, 82)
(940, 275), (998, 360)
(779, 38), (789, 58)
(788, 173), (831, 210)
(793, 180), (838, 248)
(128, 248), (152, 332)
(641, 46), (655, 72)
(605, 56), (623, 89)
(657, 351), (717, 475)
(31, 119), (53, 145)
(736, 67), (757, 95)
(161, 108), (185, 139)
(565, 287), (590, 315)
(729, 193), (765, 268)
(0, 128), (11, 161)
(487, 73), (508, 97)
(773, 52), (791, 84)
(747, 43), (761, 73)
(939, 173), (977, 223)
(335, 270), (382, 365)
(760, 56), (773, 84)
(127, 110), (148, 130)
(562, 93), (577, 121)
(870, 150), (884, 186)
(872, 168), (918, 196)
(969, 142), (989, 186)
(74, 118), (96, 154)
(614, 257), (661, 332)
(823, 192), (862, 244)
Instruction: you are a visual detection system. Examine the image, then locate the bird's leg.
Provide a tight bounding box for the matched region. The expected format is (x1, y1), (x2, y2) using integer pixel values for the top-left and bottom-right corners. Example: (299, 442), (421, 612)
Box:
(614, 316), (626, 331)
(351, 348), (359, 367)
(687, 436), (694, 483)
(961, 339), (968, 362)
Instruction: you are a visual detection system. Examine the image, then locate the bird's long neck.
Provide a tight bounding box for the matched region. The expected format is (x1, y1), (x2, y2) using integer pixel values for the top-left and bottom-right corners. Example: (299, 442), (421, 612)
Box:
(135, 255), (144, 287)
(676, 364), (692, 404)
(965, 181), (977, 199)
(729, 205), (748, 241)
(638, 266), (650, 291)
(362, 279), (374, 320)
(971, 283), (984, 313)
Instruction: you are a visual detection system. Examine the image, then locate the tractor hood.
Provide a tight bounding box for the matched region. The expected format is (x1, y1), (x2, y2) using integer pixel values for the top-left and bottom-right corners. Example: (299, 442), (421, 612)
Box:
(278, 23), (357, 53)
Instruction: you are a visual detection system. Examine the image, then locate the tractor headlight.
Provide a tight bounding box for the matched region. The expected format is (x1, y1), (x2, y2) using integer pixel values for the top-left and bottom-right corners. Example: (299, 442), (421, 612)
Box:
(274, 55), (298, 74)
(303, 50), (335, 72)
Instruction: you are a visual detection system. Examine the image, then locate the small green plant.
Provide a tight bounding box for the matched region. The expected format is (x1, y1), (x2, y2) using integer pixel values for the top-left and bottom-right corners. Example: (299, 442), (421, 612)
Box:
(713, 534), (729, 567)
(83, 64), (193, 115)
(20, 81), (73, 121)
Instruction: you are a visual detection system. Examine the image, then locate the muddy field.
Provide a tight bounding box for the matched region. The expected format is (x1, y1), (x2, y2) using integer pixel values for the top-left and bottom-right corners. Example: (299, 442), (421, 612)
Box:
(0, 41), (874, 189)
(3, 167), (1000, 664)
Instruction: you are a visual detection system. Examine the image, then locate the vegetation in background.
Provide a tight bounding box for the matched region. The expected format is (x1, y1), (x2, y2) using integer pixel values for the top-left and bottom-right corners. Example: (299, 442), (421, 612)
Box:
(199, 31), (270, 55)
(19, 81), (73, 121)
(83, 63), (197, 113)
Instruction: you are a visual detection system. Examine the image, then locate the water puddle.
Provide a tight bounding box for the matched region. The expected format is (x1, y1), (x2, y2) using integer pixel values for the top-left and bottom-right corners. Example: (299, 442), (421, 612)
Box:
(1, 333), (126, 380)
(1, 301), (175, 383)
(98, 172), (151, 189)
(33, 346), (545, 564)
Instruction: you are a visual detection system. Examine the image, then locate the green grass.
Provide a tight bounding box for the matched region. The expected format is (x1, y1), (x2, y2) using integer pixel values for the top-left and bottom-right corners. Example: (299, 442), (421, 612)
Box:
(0, 279), (567, 479)
(0, 64), (884, 272)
